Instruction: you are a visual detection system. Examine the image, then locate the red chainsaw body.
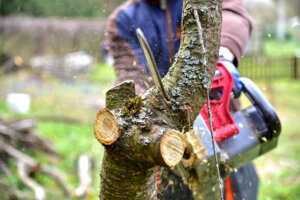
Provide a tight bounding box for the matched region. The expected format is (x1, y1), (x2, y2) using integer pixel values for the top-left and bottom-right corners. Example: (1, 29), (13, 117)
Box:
(200, 62), (239, 144)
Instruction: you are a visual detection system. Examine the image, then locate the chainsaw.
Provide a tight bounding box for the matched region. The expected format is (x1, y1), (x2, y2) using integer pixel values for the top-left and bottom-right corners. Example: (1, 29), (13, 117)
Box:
(137, 28), (281, 199)
(199, 61), (281, 167)
(189, 62), (281, 198)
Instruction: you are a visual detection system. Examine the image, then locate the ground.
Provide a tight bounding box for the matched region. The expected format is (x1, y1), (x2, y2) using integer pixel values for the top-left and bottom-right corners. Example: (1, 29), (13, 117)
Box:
(253, 80), (300, 200)
(0, 61), (299, 199)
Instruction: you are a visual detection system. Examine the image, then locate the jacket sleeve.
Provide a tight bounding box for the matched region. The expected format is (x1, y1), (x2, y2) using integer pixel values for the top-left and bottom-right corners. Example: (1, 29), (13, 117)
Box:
(221, 0), (254, 65)
(106, 9), (149, 90)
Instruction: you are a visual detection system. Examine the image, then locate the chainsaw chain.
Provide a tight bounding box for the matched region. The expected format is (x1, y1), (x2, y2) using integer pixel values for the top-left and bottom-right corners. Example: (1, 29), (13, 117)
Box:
(194, 9), (224, 200)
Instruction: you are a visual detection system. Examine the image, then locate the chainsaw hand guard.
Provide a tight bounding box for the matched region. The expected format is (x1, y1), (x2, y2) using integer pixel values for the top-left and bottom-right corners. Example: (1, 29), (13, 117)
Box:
(200, 62), (239, 144)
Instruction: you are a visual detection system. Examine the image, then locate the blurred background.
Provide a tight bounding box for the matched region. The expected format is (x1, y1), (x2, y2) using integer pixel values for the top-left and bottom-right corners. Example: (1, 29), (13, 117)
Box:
(0, 0), (299, 199)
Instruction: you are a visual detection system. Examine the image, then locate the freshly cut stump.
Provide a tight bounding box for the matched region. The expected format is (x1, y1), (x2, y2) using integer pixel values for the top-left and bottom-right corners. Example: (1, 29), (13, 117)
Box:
(160, 130), (185, 167)
(94, 109), (119, 145)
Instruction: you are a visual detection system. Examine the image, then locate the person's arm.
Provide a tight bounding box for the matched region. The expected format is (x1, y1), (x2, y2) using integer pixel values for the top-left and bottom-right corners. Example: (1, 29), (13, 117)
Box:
(106, 8), (149, 93)
(221, 0), (254, 66)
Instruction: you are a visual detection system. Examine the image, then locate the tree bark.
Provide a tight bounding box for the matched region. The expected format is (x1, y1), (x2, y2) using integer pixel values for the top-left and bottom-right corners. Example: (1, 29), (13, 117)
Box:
(95, 0), (222, 199)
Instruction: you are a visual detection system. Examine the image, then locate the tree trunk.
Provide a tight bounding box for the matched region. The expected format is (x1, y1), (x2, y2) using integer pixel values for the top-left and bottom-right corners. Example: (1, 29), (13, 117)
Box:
(276, 0), (286, 41)
(95, 0), (222, 199)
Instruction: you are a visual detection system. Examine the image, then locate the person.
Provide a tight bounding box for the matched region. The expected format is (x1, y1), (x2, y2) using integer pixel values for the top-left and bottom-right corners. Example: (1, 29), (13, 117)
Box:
(106, 0), (258, 199)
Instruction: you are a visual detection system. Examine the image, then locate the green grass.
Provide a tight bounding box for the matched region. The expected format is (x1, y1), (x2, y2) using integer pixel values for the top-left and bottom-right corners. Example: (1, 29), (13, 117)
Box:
(37, 122), (104, 199)
(252, 80), (300, 200)
(0, 96), (104, 199)
(0, 69), (109, 199)
(0, 64), (116, 122)
(28, 79), (300, 199)
(264, 40), (299, 58)
(88, 63), (116, 83)
(0, 65), (299, 199)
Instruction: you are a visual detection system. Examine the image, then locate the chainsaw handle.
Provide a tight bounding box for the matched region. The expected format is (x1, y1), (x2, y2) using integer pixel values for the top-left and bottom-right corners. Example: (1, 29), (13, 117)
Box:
(240, 78), (281, 138)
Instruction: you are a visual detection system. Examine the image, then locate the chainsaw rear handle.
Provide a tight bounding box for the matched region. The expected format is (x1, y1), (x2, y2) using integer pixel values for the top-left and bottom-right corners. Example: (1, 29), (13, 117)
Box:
(240, 77), (281, 138)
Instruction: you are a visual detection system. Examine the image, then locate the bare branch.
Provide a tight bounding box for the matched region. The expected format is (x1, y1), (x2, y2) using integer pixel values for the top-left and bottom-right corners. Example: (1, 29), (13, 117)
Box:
(75, 154), (93, 197)
(17, 161), (46, 200)
(0, 159), (12, 176)
(0, 120), (60, 158)
(0, 140), (71, 198)
(7, 119), (37, 133)
(40, 168), (71, 198)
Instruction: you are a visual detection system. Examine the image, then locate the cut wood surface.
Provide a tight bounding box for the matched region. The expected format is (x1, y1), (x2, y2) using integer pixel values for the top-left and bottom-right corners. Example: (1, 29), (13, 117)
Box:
(94, 109), (120, 145)
(160, 130), (185, 167)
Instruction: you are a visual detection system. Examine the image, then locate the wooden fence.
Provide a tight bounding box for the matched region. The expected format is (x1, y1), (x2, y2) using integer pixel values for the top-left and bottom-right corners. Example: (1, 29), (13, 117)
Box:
(239, 56), (299, 80)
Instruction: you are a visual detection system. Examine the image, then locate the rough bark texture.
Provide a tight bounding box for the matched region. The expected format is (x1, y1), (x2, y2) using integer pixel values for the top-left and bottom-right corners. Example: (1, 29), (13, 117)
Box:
(96, 0), (222, 199)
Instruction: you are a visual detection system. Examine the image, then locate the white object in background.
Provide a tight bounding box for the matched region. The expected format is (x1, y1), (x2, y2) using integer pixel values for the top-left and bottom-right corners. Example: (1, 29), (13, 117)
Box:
(6, 93), (31, 114)
(75, 154), (93, 197)
(104, 55), (114, 67)
(64, 51), (93, 71)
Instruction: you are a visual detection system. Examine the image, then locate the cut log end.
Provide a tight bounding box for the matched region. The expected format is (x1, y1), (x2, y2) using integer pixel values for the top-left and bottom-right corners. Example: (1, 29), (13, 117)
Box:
(160, 130), (185, 167)
(94, 109), (119, 145)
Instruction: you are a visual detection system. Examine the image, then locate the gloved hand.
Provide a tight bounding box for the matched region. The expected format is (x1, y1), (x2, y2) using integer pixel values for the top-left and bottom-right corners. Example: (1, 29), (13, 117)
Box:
(219, 58), (243, 98)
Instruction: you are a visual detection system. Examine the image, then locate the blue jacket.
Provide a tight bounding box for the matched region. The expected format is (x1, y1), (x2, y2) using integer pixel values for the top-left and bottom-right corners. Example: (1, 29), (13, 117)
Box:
(112, 0), (182, 77)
